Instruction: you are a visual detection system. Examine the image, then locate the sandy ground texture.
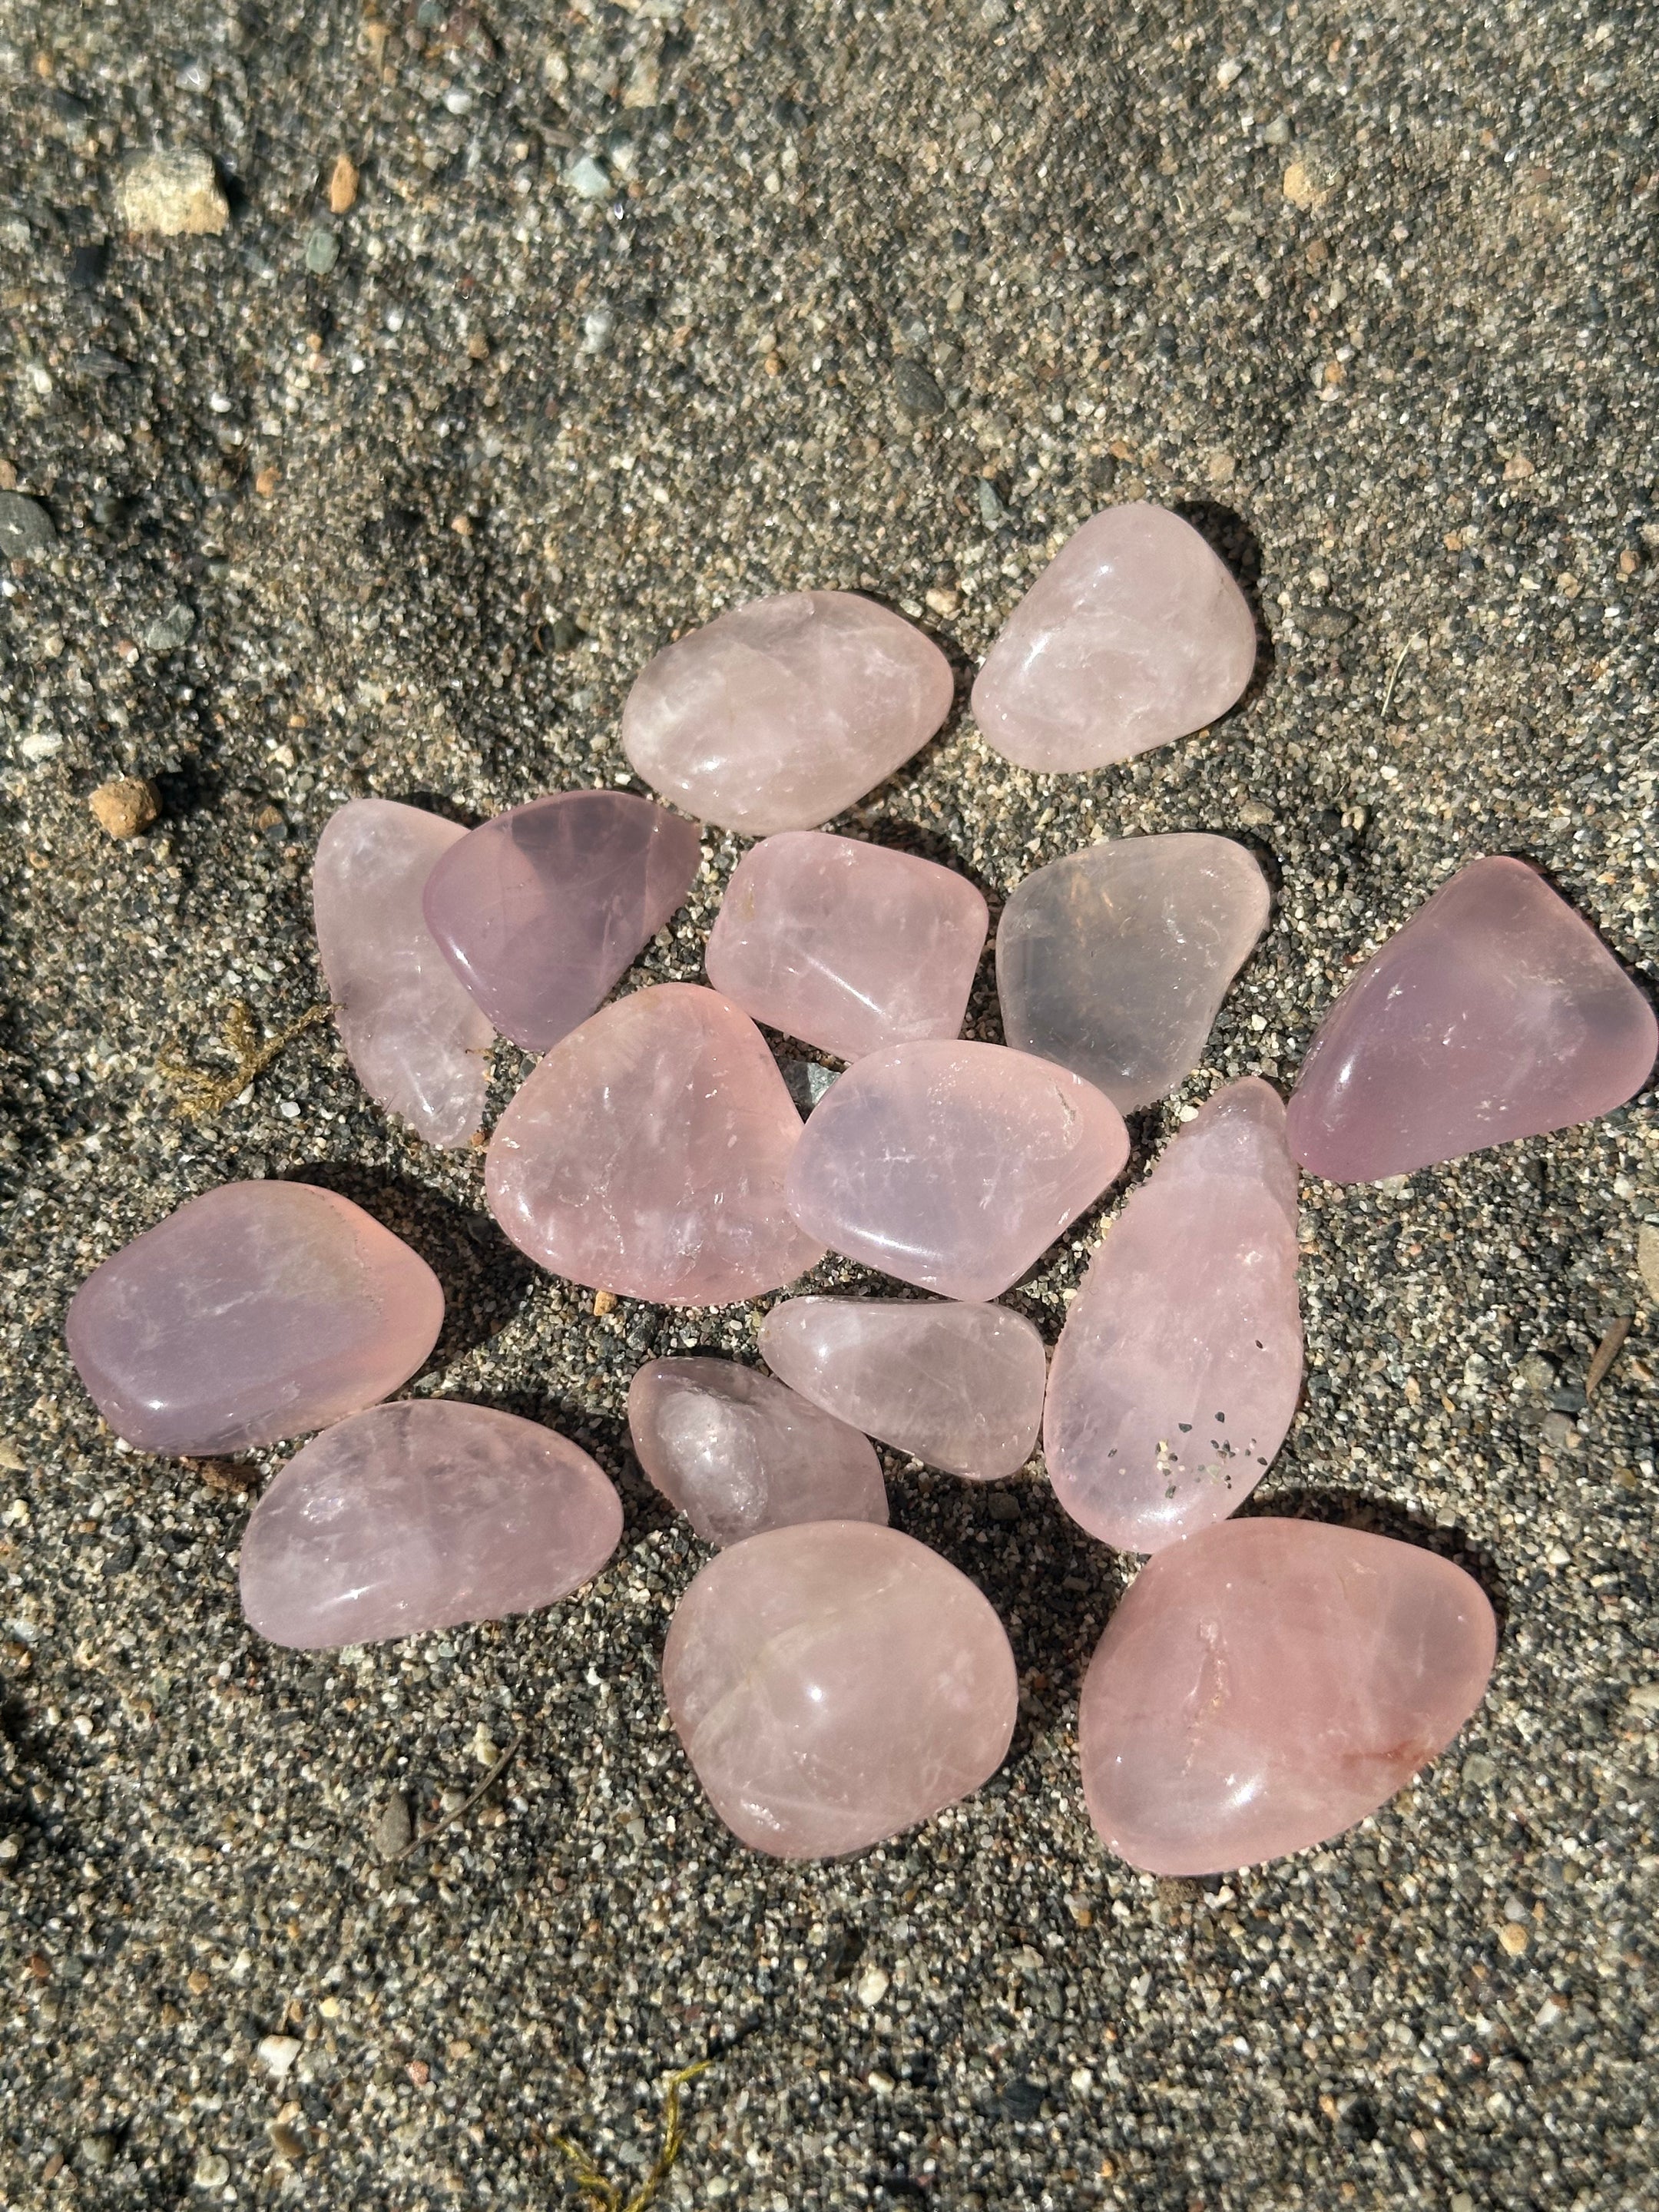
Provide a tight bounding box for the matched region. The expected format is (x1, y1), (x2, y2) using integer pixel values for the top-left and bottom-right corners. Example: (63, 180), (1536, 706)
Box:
(2, 0), (1657, 2206)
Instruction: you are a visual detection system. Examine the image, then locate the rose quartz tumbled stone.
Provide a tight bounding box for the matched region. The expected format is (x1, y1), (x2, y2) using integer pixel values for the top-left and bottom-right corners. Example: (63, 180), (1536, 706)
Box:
(313, 798), (495, 1147)
(487, 983), (825, 1305)
(663, 1521), (1018, 1857)
(997, 833), (1270, 1113)
(65, 1181), (444, 1457)
(1045, 1080), (1302, 1551)
(628, 1356), (886, 1546)
(785, 1040), (1128, 1300)
(240, 1400), (622, 1649)
(972, 504), (1258, 772)
(705, 831), (988, 1063)
(422, 790), (701, 1051)
(760, 1296), (1047, 1480)
(621, 591), (954, 836)
(1078, 1518), (1497, 1874)
(1287, 855), (1657, 1183)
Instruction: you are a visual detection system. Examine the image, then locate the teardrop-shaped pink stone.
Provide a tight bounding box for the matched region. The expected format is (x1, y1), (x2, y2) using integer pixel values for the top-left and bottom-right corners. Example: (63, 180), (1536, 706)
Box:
(1287, 855), (1657, 1183)
(1045, 1080), (1302, 1551)
(1078, 1518), (1496, 1875)
(486, 983), (825, 1304)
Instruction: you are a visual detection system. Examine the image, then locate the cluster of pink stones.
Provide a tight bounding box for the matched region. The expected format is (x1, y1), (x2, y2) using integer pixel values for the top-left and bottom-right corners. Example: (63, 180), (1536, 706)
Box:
(67, 504), (1656, 1877)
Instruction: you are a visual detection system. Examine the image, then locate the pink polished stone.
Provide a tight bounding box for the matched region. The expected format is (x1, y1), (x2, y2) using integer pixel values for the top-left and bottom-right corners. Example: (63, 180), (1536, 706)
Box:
(785, 1041), (1128, 1300)
(760, 1297), (1047, 1480)
(1045, 1080), (1302, 1551)
(997, 833), (1270, 1112)
(628, 1356), (886, 1546)
(1287, 856), (1657, 1183)
(621, 591), (954, 836)
(706, 832), (988, 1064)
(240, 1400), (622, 1649)
(663, 1521), (1017, 1858)
(1078, 1518), (1497, 1874)
(313, 798), (495, 1147)
(421, 790), (701, 1051)
(487, 982), (825, 1304)
(65, 1181), (444, 1457)
(972, 504), (1258, 772)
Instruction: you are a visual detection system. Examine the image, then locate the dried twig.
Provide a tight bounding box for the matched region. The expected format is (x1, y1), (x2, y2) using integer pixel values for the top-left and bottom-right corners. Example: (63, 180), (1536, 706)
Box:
(1586, 1316), (1632, 1401)
(386, 1728), (522, 1866)
(159, 1000), (333, 1120)
(1379, 641), (1412, 719)
(554, 2061), (712, 2212)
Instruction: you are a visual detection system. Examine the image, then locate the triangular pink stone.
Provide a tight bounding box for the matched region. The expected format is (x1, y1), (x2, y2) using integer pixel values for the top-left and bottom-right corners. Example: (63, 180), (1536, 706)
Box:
(486, 983), (826, 1305)
(1287, 856), (1655, 1182)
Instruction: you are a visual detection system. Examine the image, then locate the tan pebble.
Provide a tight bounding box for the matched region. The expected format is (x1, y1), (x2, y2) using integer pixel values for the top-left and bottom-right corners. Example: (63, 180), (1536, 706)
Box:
(114, 146), (228, 237)
(1637, 1222), (1659, 1306)
(451, 513), (473, 536)
(467, 329), (489, 361)
(592, 1288), (618, 1316)
(255, 465), (280, 498)
(1498, 1921), (1528, 1957)
(924, 584), (962, 618)
(1282, 160), (1331, 211)
(0, 459), (15, 491)
(1619, 547), (1641, 576)
(328, 153), (359, 214)
(88, 776), (160, 839)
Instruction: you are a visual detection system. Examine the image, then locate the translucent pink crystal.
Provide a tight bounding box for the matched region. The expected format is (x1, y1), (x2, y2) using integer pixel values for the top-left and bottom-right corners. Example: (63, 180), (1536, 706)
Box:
(663, 1521), (1017, 1858)
(1287, 855), (1657, 1183)
(240, 1399), (621, 1649)
(998, 833), (1270, 1112)
(760, 1296), (1047, 1480)
(486, 982), (825, 1304)
(628, 1356), (886, 1546)
(785, 1040), (1128, 1300)
(706, 831), (988, 1063)
(421, 790), (701, 1051)
(65, 1181), (443, 1457)
(621, 591), (954, 836)
(1078, 1518), (1496, 1874)
(313, 798), (494, 1147)
(1045, 1080), (1302, 1551)
(972, 504), (1257, 772)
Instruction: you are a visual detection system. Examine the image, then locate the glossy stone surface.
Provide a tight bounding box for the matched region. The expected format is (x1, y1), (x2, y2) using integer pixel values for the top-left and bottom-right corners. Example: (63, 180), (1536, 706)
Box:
(621, 591), (954, 836)
(487, 983), (825, 1304)
(760, 1297), (1047, 1480)
(1287, 856), (1658, 1183)
(628, 1357), (886, 1545)
(786, 1041), (1128, 1300)
(972, 504), (1258, 772)
(663, 1521), (1017, 1858)
(706, 832), (988, 1063)
(422, 790), (701, 1051)
(998, 833), (1270, 1112)
(1045, 1081), (1302, 1551)
(1078, 1518), (1496, 1874)
(66, 1181), (444, 1457)
(313, 799), (495, 1148)
(240, 1400), (621, 1649)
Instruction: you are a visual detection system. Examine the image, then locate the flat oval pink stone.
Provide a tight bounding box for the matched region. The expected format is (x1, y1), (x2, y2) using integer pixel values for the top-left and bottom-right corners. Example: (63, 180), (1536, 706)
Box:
(1287, 855), (1657, 1183)
(240, 1400), (622, 1649)
(760, 1296), (1047, 1480)
(1078, 1518), (1497, 1875)
(972, 504), (1257, 772)
(706, 831), (988, 1063)
(628, 1356), (886, 1546)
(997, 833), (1270, 1112)
(785, 1041), (1128, 1300)
(486, 982), (825, 1305)
(65, 1181), (444, 1457)
(421, 790), (701, 1051)
(621, 591), (954, 836)
(663, 1521), (1017, 1858)
(313, 798), (495, 1147)
(1045, 1080), (1302, 1551)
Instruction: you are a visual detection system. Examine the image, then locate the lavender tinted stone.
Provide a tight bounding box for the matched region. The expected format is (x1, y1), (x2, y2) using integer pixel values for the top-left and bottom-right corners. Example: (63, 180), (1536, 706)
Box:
(628, 1357), (887, 1546)
(313, 798), (495, 1148)
(1287, 856), (1658, 1183)
(972, 504), (1258, 772)
(997, 833), (1270, 1113)
(240, 1400), (622, 1649)
(706, 831), (988, 1063)
(422, 790), (701, 1051)
(1045, 1080), (1302, 1551)
(65, 1181), (444, 1457)
(621, 591), (954, 836)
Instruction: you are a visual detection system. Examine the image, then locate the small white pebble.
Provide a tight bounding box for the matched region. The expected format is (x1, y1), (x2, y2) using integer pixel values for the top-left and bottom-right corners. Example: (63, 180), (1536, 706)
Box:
(856, 1963), (890, 2008)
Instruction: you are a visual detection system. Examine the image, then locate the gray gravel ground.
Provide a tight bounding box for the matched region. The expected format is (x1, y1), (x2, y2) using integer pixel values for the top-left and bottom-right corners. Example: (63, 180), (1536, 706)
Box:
(2, 0), (1657, 2205)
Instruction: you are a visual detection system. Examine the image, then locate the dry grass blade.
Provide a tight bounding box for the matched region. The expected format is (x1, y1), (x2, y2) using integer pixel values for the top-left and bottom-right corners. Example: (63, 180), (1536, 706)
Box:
(554, 2061), (713, 2212)
(160, 1000), (333, 1119)
(1585, 1316), (1632, 1400)
(386, 1729), (522, 1866)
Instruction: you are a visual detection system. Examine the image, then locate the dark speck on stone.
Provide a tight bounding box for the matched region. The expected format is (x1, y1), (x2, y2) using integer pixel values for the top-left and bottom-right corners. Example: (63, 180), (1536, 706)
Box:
(0, 492), (57, 558)
(893, 356), (946, 418)
(994, 2078), (1046, 2122)
(68, 240), (108, 290)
